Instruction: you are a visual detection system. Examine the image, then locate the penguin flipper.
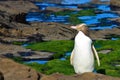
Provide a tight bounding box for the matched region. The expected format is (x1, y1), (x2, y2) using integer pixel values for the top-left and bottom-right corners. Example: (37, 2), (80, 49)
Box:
(70, 49), (74, 65)
(92, 45), (100, 66)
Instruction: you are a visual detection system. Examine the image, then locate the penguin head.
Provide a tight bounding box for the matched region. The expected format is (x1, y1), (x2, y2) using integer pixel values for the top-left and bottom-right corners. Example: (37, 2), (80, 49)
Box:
(71, 23), (89, 36)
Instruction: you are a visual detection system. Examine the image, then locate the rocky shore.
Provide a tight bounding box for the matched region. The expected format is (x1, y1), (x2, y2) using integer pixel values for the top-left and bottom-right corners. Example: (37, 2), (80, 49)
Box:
(110, 0), (120, 11)
(0, 57), (120, 80)
(0, 0), (120, 43)
(0, 0), (120, 80)
(0, 44), (54, 60)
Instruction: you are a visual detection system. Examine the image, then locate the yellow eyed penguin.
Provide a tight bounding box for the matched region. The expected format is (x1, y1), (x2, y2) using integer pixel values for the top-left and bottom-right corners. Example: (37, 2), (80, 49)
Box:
(70, 23), (100, 74)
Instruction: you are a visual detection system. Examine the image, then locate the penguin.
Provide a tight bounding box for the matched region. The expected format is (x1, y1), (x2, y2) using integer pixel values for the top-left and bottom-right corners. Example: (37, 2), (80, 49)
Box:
(70, 23), (100, 74)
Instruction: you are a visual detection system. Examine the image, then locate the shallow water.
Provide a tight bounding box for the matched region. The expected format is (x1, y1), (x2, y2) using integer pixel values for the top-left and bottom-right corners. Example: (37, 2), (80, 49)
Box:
(25, 0), (119, 64)
(25, 52), (71, 64)
(97, 4), (110, 11)
(78, 12), (119, 24)
(26, 0), (119, 30)
(25, 60), (48, 64)
(61, 0), (91, 4)
(111, 38), (119, 40)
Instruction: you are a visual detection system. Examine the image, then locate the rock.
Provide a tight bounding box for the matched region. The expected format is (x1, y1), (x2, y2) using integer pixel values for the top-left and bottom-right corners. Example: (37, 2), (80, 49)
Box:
(41, 72), (120, 80)
(98, 49), (111, 54)
(0, 0), (38, 26)
(0, 1), (38, 14)
(1, 22), (76, 41)
(0, 0), (76, 41)
(0, 57), (120, 80)
(46, 7), (81, 12)
(39, 0), (62, 4)
(46, 7), (65, 12)
(77, 3), (96, 9)
(110, 0), (120, 11)
(11, 13), (28, 24)
(90, 27), (120, 40)
(0, 71), (4, 80)
(30, 0), (43, 2)
(1, 21), (120, 42)
(91, 0), (109, 4)
(0, 44), (54, 60)
(27, 33), (45, 43)
(30, 22), (76, 40)
(0, 44), (31, 55)
(0, 37), (28, 44)
(108, 18), (120, 26)
(0, 0), (120, 43)
(19, 51), (53, 61)
(0, 57), (42, 80)
(0, 1), (39, 39)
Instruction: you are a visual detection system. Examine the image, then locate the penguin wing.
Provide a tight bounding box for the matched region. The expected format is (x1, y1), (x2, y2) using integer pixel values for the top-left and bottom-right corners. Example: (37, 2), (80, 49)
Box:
(70, 49), (74, 65)
(92, 45), (100, 66)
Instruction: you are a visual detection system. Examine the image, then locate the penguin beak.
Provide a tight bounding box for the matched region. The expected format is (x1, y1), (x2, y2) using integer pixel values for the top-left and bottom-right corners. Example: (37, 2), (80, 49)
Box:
(70, 26), (77, 29)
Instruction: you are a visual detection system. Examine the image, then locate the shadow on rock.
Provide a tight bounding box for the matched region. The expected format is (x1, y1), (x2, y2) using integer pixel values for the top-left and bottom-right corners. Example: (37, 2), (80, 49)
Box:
(0, 71), (4, 80)
(27, 33), (45, 43)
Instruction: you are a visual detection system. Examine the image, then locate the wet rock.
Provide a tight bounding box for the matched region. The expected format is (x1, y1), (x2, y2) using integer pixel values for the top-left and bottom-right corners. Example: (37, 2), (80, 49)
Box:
(30, 22), (76, 40)
(109, 18), (120, 26)
(27, 33), (45, 43)
(0, 57), (42, 80)
(46, 7), (65, 12)
(0, 1), (39, 39)
(0, 0), (38, 27)
(110, 0), (120, 11)
(90, 27), (120, 40)
(0, 0), (120, 42)
(0, 57), (120, 80)
(0, 37), (28, 44)
(39, 0), (62, 4)
(1, 21), (120, 42)
(0, 71), (4, 80)
(46, 7), (81, 12)
(91, 0), (110, 4)
(0, 44), (54, 60)
(30, 0), (43, 2)
(23, 51), (54, 60)
(0, 44), (31, 55)
(0, 1), (76, 41)
(98, 49), (112, 54)
(77, 3), (96, 9)
(11, 13), (28, 24)
(41, 72), (120, 80)
(0, 1), (38, 14)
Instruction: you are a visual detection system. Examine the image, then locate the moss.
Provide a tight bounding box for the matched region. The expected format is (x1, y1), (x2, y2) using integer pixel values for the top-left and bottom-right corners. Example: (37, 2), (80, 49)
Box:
(42, 59), (74, 75)
(24, 40), (120, 77)
(11, 57), (23, 64)
(12, 41), (26, 45)
(26, 40), (74, 58)
(94, 40), (120, 51)
(77, 9), (96, 16)
(69, 9), (95, 25)
(54, 9), (74, 16)
(68, 15), (83, 25)
(53, 9), (96, 25)
(26, 59), (74, 75)
(94, 40), (120, 77)
(26, 63), (45, 72)
(54, 9), (96, 16)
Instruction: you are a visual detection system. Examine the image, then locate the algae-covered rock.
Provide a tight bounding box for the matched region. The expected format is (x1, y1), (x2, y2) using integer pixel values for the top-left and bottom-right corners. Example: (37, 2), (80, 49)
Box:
(41, 72), (120, 80)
